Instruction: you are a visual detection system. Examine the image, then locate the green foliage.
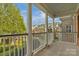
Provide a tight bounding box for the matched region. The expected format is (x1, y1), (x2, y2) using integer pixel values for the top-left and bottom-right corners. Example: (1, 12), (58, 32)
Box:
(0, 4), (26, 34)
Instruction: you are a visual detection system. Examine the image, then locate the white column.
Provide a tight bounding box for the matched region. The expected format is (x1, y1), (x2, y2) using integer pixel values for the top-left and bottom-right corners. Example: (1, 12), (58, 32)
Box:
(51, 18), (54, 42)
(52, 18), (55, 40)
(75, 15), (78, 45)
(27, 3), (32, 56)
(52, 18), (54, 32)
(45, 13), (48, 46)
(73, 15), (76, 43)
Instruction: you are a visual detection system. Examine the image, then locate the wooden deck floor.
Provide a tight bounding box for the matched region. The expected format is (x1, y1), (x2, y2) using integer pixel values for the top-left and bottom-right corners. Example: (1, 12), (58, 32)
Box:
(34, 41), (79, 56)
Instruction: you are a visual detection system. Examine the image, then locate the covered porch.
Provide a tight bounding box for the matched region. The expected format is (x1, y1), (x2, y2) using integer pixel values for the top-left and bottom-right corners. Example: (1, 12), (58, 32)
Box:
(30, 3), (79, 56)
(0, 3), (79, 56)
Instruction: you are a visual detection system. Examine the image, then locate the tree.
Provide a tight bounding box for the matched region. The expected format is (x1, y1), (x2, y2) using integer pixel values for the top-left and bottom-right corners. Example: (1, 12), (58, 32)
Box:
(0, 4), (26, 35)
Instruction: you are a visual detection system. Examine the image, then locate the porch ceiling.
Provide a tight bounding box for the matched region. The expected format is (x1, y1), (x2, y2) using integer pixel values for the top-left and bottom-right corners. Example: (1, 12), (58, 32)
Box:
(38, 3), (78, 18)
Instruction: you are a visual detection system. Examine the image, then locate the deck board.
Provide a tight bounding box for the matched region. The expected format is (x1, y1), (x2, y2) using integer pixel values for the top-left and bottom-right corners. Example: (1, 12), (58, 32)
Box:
(34, 41), (79, 56)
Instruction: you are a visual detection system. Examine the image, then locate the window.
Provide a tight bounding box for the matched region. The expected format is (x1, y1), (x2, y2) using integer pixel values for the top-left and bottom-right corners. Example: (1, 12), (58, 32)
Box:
(66, 25), (72, 32)
(32, 5), (45, 33)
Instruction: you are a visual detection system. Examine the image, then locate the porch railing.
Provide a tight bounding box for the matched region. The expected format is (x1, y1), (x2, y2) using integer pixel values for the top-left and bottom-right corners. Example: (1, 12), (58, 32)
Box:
(32, 32), (46, 53)
(54, 32), (77, 43)
(0, 33), (27, 56)
(0, 32), (78, 56)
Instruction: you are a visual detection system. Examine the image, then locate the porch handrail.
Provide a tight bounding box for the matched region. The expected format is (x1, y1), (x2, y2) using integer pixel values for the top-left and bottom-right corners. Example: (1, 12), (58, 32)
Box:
(0, 32), (78, 37)
(0, 33), (28, 37)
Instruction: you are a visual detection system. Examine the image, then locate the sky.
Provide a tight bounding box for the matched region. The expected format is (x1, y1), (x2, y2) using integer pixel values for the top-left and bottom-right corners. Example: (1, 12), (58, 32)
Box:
(16, 3), (61, 26)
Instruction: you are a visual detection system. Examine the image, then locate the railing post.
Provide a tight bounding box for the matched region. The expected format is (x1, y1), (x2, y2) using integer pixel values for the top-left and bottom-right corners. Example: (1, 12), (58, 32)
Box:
(45, 13), (48, 46)
(27, 3), (32, 56)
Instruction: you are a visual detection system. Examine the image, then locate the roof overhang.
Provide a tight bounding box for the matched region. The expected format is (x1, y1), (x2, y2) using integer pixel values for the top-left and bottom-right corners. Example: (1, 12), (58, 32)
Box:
(35, 3), (79, 18)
